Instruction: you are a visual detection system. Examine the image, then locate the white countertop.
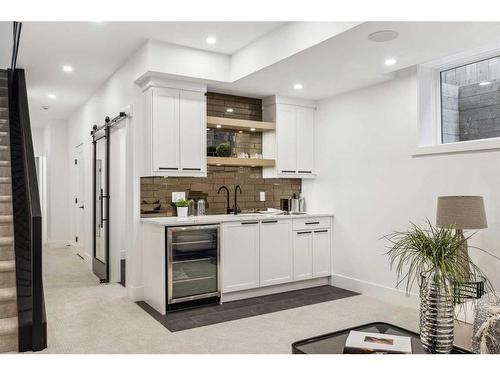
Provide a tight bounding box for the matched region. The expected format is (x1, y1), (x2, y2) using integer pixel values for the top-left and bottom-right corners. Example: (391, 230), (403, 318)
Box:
(141, 213), (333, 226)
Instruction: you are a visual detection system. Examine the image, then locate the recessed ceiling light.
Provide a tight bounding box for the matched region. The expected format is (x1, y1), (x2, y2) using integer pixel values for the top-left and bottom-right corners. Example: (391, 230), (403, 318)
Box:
(384, 58), (397, 66)
(48, 94), (56, 99)
(293, 83), (303, 90)
(479, 81), (491, 86)
(368, 30), (399, 43)
(216, 124), (222, 128)
(206, 36), (217, 45)
(226, 108), (234, 113)
(250, 128), (256, 132)
(238, 130), (243, 134)
(62, 65), (73, 72)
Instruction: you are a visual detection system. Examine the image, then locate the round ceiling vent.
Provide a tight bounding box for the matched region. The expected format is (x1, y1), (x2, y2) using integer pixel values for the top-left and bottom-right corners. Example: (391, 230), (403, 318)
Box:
(368, 30), (399, 42)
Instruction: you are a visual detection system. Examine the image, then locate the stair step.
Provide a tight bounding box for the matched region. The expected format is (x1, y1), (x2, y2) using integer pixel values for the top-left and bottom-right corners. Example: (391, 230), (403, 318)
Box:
(0, 260), (14, 272)
(0, 287), (16, 302)
(0, 145), (9, 151)
(0, 161), (9, 167)
(0, 177), (10, 184)
(0, 237), (14, 247)
(0, 246), (13, 261)
(0, 317), (17, 336)
(0, 132), (8, 137)
(0, 215), (13, 224)
(0, 196), (11, 203)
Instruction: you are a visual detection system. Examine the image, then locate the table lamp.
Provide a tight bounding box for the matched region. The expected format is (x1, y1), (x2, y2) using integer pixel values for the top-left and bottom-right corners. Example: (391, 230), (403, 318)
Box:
(436, 196), (487, 278)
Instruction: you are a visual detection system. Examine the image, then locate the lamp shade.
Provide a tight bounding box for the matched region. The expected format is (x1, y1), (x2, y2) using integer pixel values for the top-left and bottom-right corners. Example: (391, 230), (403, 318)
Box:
(436, 196), (487, 230)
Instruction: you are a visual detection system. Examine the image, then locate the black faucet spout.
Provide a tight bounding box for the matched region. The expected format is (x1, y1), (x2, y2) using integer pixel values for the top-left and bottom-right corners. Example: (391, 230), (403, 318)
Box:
(234, 185), (242, 215)
(217, 185), (232, 214)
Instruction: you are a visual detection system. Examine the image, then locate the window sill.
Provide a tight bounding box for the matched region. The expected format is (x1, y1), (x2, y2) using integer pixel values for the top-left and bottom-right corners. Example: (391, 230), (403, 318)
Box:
(413, 138), (500, 157)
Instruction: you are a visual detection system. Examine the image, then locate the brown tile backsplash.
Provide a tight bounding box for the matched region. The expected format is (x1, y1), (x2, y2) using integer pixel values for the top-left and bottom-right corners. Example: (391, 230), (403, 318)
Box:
(141, 166), (301, 217)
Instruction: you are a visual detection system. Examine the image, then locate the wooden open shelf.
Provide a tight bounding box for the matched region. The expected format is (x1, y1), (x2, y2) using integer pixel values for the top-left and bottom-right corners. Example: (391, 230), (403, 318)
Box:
(207, 157), (275, 167)
(207, 116), (275, 132)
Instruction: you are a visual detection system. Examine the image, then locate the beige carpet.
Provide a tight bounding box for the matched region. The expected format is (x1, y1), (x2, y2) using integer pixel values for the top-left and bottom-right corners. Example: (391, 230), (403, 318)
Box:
(41, 246), (421, 354)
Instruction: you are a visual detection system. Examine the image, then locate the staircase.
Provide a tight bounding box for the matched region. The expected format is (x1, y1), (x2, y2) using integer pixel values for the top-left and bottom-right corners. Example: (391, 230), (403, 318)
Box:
(0, 69), (18, 353)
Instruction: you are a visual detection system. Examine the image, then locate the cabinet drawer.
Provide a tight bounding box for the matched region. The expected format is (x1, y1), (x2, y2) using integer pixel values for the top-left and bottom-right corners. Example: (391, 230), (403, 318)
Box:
(293, 216), (331, 230)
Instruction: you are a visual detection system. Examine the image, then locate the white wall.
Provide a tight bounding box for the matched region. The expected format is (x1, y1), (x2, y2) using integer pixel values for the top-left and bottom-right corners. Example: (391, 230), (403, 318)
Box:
(303, 68), (500, 305)
(66, 41), (148, 294)
(31, 121), (72, 247)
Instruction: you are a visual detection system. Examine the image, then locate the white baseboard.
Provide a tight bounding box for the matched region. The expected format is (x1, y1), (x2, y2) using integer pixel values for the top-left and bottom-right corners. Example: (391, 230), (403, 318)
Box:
(45, 240), (72, 249)
(330, 273), (419, 308)
(127, 284), (144, 302)
(222, 277), (329, 302)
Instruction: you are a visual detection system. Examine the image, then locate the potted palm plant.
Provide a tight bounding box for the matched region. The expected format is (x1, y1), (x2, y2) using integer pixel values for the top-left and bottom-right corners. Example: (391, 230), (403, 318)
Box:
(384, 220), (496, 353)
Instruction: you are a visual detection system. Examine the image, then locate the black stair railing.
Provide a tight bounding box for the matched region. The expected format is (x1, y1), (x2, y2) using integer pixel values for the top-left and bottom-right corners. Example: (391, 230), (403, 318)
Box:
(8, 21), (47, 352)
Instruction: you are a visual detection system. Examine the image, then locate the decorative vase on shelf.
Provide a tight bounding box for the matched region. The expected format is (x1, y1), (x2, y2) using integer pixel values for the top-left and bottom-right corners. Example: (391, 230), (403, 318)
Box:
(177, 207), (188, 218)
(419, 270), (454, 353)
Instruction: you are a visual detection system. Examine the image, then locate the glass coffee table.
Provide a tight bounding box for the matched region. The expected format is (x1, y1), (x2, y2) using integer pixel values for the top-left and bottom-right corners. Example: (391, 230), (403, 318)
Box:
(292, 322), (472, 354)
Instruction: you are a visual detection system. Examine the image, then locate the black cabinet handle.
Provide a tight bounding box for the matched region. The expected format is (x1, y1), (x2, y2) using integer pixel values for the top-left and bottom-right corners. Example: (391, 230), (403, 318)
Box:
(298, 170), (312, 174)
(305, 221), (320, 225)
(314, 230), (328, 233)
(241, 221), (259, 225)
(281, 170), (296, 173)
(262, 220), (278, 224)
(297, 231), (312, 235)
(182, 167), (201, 171)
(159, 167), (178, 170)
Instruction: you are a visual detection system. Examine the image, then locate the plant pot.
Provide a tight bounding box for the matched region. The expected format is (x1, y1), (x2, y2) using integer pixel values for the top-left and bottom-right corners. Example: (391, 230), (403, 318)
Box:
(420, 271), (454, 353)
(176, 207), (188, 218)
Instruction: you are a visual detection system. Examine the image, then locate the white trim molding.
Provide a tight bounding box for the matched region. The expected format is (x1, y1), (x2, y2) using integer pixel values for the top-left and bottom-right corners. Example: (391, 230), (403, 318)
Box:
(330, 273), (419, 309)
(416, 44), (500, 156)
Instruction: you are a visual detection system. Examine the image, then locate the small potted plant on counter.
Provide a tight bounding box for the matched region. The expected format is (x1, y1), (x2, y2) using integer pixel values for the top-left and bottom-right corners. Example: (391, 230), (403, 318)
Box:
(175, 199), (189, 218)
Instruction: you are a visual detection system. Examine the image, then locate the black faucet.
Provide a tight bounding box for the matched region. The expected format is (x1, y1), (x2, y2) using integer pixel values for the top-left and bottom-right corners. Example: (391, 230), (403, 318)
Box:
(233, 185), (242, 215)
(217, 185), (233, 214)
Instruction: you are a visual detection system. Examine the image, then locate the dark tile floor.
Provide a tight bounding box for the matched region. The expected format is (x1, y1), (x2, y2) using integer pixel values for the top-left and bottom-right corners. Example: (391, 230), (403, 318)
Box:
(137, 285), (359, 332)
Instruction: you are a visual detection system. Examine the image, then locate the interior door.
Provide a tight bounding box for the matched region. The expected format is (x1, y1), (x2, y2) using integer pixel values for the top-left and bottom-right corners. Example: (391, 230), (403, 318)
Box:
(75, 146), (85, 254)
(93, 132), (108, 282)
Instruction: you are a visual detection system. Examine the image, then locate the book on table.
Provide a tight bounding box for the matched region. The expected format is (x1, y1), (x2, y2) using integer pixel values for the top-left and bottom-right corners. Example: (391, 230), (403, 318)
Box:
(343, 330), (412, 354)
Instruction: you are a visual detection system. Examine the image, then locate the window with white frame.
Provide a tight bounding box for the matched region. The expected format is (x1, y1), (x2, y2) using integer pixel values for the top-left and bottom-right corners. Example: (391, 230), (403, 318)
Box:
(440, 55), (500, 144)
(417, 47), (500, 154)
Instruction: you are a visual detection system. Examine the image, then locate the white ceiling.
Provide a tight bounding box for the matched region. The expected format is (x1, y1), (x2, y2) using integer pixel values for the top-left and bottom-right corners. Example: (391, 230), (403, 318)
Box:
(210, 22), (500, 100)
(0, 21), (284, 127)
(3, 21), (500, 128)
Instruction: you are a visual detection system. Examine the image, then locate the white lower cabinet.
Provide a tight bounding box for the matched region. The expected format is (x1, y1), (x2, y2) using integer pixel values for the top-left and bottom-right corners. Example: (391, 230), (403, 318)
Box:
(293, 227), (331, 281)
(222, 221), (260, 293)
(293, 230), (313, 280)
(259, 220), (292, 286)
(312, 229), (331, 277)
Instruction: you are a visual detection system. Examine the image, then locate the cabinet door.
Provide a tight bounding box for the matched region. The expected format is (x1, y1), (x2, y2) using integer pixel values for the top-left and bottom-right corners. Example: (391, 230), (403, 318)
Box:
(293, 230), (313, 281)
(152, 88), (180, 172)
(180, 90), (206, 174)
(222, 222), (260, 293)
(296, 106), (315, 175)
(312, 229), (331, 278)
(259, 220), (292, 286)
(276, 104), (297, 174)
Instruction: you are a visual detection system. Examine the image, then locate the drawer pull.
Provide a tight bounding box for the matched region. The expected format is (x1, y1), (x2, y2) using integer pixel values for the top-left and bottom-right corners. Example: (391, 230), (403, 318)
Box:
(262, 220), (278, 224)
(281, 170), (296, 173)
(241, 221), (259, 225)
(314, 230), (328, 233)
(305, 221), (320, 225)
(159, 167), (178, 170)
(297, 231), (312, 235)
(298, 170), (312, 174)
(182, 167), (201, 171)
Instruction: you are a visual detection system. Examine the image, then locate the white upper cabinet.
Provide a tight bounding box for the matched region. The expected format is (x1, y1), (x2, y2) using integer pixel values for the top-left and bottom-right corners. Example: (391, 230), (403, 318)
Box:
(262, 96), (316, 179)
(141, 77), (207, 177)
(151, 88), (180, 172)
(179, 90), (207, 174)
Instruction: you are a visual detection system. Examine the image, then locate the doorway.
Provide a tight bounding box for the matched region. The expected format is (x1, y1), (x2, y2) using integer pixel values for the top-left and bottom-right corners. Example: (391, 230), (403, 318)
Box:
(74, 145), (85, 257)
